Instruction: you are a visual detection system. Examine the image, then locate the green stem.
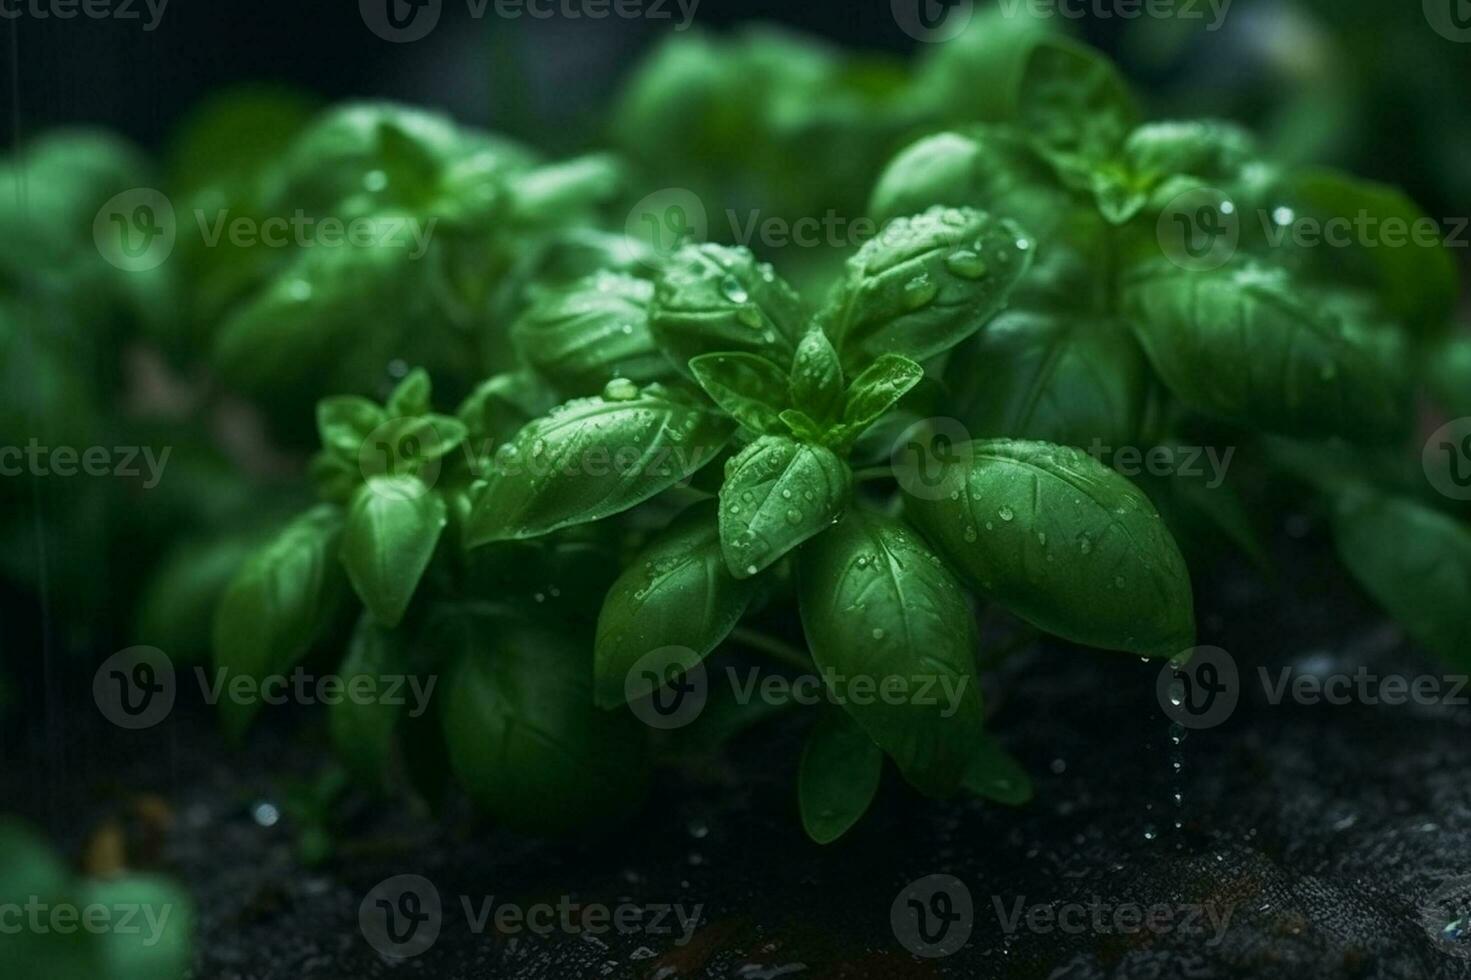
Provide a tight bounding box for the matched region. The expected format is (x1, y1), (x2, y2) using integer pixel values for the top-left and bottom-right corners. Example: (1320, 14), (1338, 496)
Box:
(851, 466), (896, 484)
(730, 627), (813, 671)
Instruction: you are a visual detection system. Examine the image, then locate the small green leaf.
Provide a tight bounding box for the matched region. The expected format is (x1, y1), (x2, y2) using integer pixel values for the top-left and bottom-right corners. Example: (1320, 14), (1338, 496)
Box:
(84, 876), (193, 980)
(779, 409), (826, 443)
(440, 608), (650, 834)
(1334, 492), (1471, 670)
(789, 328), (845, 424)
(213, 507), (346, 739)
(904, 439), (1195, 658)
(341, 478), (447, 627)
(797, 509), (985, 797)
(961, 740), (1033, 805)
(820, 205), (1032, 370)
(316, 396), (385, 459)
(329, 614), (410, 786)
(594, 502), (759, 708)
(688, 351), (790, 434)
(799, 708), (884, 844)
(840, 354), (925, 434)
(511, 272), (672, 395)
(456, 371), (558, 449)
(463, 385), (734, 545)
(1124, 262), (1409, 443)
(650, 243), (805, 371)
(720, 435), (851, 578)
(385, 367), (432, 418)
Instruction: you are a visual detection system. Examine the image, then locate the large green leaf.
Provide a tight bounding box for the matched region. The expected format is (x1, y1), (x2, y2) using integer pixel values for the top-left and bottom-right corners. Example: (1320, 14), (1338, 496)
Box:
(819, 205), (1032, 370)
(340, 478), (447, 627)
(440, 607), (650, 834)
(719, 435), (851, 578)
(1123, 262), (1409, 443)
(797, 509), (985, 797)
(905, 439), (1195, 658)
(463, 384), (734, 545)
(594, 502), (759, 708)
(1334, 492), (1471, 670)
(650, 243), (805, 371)
(798, 708), (884, 844)
(213, 507), (346, 739)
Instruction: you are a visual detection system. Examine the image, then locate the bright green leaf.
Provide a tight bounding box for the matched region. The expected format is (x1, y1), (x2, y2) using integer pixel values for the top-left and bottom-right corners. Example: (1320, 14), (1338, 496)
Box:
(720, 435), (851, 578)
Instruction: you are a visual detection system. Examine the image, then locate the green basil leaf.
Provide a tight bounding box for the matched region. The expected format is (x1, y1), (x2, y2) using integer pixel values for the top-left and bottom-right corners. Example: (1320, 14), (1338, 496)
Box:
(688, 351), (790, 434)
(511, 271), (672, 395)
(840, 354), (925, 434)
(358, 413), (469, 486)
(796, 509), (985, 797)
(135, 535), (259, 665)
(950, 309), (1148, 448)
(798, 708), (884, 844)
(440, 608), (650, 834)
(1428, 334), (1471, 419)
(1334, 492), (1471, 670)
(720, 435), (851, 578)
(329, 614), (409, 786)
(341, 478), (447, 627)
(1123, 262), (1409, 443)
(819, 205), (1032, 370)
(213, 507), (346, 739)
(594, 502), (758, 708)
(456, 371), (558, 450)
(463, 384), (734, 545)
(385, 367), (432, 418)
(650, 243), (805, 371)
(84, 876), (192, 980)
(507, 154), (623, 224)
(961, 740), (1033, 805)
(0, 820), (96, 979)
(789, 328), (845, 424)
(316, 396), (385, 460)
(779, 408), (827, 443)
(905, 439), (1195, 658)
(1016, 36), (1139, 167)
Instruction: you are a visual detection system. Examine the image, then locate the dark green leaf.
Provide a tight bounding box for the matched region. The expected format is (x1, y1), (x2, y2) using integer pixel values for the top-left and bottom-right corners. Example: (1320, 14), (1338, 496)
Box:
(341, 478), (447, 627)
(720, 435), (851, 578)
(796, 509), (985, 797)
(650, 243), (805, 371)
(961, 740), (1033, 805)
(688, 351), (790, 434)
(789, 328), (845, 424)
(511, 272), (672, 395)
(329, 615), (410, 786)
(905, 439), (1195, 658)
(798, 708), (884, 844)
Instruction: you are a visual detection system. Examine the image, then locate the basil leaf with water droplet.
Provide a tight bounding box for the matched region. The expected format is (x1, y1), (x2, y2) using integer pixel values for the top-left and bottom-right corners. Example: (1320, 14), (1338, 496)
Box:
(798, 708), (884, 844)
(720, 435), (850, 578)
(511, 271), (673, 395)
(650, 243), (804, 372)
(329, 614), (409, 786)
(839, 354), (925, 436)
(341, 477), (447, 628)
(789, 328), (844, 425)
(688, 352), (790, 435)
(441, 608), (650, 834)
(1124, 262), (1409, 443)
(213, 506), (347, 740)
(904, 439), (1195, 658)
(463, 384), (735, 546)
(797, 509), (985, 797)
(1334, 492), (1471, 670)
(819, 205), (1032, 371)
(594, 502), (758, 709)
